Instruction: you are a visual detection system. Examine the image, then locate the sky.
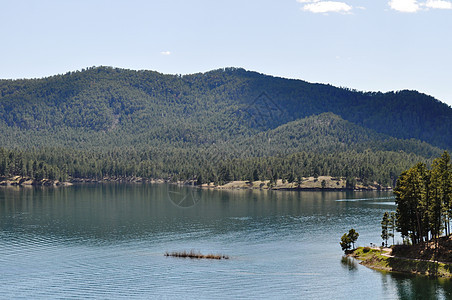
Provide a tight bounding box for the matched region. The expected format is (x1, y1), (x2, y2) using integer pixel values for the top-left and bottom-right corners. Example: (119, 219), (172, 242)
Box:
(0, 0), (451, 106)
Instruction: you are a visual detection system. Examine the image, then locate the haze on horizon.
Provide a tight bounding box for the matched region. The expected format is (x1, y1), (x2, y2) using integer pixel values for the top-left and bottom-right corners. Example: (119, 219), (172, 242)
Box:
(1, 0), (451, 106)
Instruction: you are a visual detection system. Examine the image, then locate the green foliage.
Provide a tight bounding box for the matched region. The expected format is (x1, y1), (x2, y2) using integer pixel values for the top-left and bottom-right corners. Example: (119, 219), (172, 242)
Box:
(394, 151), (452, 245)
(340, 233), (352, 251)
(348, 228), (359, 249)
(389, 212), (396, 246)
(346, 176), (357, 190)
(381, 212), (396, 247)
(0, 67), (450, 184)
(1, 66), (451, 150)
(0, 146), (439, 187)
(340, 228), (359, 252)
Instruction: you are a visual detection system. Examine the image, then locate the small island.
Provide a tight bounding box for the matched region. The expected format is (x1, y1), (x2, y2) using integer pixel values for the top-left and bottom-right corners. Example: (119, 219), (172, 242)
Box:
(165, 250), (229, 260)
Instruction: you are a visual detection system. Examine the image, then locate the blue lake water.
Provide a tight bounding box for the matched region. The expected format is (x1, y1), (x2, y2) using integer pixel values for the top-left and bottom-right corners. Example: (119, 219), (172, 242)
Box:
(0, 184), (451, 299)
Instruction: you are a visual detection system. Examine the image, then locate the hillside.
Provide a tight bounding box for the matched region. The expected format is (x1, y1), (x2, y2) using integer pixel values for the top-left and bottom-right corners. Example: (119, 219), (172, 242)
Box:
(0, 66), (451, 149)
(0, 66), (450, 185)
(235, 112), (443, 158)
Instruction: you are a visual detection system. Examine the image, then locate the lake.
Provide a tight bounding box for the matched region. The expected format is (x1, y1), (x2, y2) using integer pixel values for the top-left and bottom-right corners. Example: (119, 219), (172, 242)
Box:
(0, 184), (451, 299)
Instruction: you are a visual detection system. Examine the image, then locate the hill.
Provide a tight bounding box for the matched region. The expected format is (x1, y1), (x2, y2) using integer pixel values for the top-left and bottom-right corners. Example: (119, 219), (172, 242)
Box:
(0, 66), (451, 149)
(0, 66), (450, 185)
(235, 112), (442, 158)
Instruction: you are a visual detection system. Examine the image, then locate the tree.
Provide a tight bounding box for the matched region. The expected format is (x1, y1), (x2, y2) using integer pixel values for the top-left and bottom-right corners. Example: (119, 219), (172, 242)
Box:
(393, 151), (451, 245)
(394, 163), (429, 244)
(196, 174), (203, 185)
(346, 177), (356, 190)
(430, 151), (451, 237)
(253, 169), (259, 181)
(389, 212), (396, 246)
(340, 229), (359, 252)
(287, 171), (294, 183)
(340, 233), (352, 251)
(381, 212), (390, 247)
(348, 228), (359, 249)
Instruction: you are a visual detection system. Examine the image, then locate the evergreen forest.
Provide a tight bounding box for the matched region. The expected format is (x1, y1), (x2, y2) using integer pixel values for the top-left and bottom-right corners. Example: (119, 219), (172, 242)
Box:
(393, 151), (452, 245)
(0, 66), (451, 186)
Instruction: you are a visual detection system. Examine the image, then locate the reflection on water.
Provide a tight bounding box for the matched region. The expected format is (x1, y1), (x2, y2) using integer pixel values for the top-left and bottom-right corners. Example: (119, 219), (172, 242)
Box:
(383, 273), (452, 300)
(0, 184), (450, 299)
(336, 196), (396, 202)
(341, 256), (358, 272)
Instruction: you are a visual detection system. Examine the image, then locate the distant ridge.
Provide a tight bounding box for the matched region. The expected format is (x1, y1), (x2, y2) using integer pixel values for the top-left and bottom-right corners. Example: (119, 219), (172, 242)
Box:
(0, 66), (450, 149)
(0, 66), (450, 186)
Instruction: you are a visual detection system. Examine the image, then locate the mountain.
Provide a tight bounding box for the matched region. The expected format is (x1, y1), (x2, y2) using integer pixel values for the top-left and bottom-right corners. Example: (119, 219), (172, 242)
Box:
(0, 66), (450, 185)
(0, 66), (451, 149)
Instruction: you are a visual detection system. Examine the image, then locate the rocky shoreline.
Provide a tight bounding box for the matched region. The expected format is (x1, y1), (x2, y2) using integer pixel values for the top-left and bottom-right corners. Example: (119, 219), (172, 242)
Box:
(0, 176), (165, 187)
(0, 176), (73, 187)
(197, 176), (392, 191)
(0, 176), (392, 191)
(1, 175), (392, 191)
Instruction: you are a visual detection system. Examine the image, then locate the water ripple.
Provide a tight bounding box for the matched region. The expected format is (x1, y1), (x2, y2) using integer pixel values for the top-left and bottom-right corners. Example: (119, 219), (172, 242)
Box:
(1, 186), (448, 299)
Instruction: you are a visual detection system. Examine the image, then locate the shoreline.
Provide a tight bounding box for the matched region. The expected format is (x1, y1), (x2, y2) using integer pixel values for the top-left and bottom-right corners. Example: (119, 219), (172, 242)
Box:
(0, 176), (73, 187)
(349, 246), (452, 278)
(0, 175), (392, 191)
(188, 176), (392, 191)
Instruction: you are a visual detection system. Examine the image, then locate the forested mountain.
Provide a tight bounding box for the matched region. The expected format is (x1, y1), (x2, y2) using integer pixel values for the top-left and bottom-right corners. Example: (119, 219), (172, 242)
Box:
(235, 113), (442, 158)
(0, 66), (451, 186)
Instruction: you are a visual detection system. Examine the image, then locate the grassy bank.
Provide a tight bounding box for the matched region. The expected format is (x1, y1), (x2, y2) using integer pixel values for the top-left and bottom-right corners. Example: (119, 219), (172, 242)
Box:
(350, 247), (452, 278)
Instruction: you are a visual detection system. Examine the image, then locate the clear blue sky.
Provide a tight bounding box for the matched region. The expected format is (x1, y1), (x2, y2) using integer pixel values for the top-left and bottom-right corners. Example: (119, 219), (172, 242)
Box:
(1, 0), (451, 106)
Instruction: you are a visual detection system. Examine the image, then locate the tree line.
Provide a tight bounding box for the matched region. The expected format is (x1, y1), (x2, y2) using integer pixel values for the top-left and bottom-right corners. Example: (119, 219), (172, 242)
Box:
(0, 145), (436, 188)
(390, 151), (451, 245)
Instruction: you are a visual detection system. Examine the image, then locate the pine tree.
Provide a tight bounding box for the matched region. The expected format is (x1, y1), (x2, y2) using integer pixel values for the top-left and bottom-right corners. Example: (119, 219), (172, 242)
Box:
(340, 233), (352, 251)
(393, 151), (451, 245)
(348, 228), (359, 249)
(381, 212), (390, 247)
(389, 212), (396, 246)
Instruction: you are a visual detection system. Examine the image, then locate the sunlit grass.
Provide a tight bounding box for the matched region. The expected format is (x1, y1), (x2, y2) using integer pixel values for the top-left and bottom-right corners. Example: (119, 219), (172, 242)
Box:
(351, 247), (452, 278)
